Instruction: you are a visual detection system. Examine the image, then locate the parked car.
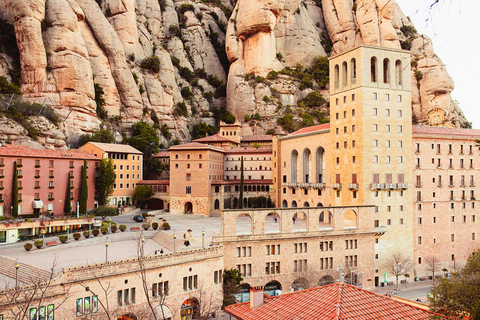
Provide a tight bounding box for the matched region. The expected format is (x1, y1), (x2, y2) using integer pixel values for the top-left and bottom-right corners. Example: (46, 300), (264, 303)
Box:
(133, 215), (143, 222)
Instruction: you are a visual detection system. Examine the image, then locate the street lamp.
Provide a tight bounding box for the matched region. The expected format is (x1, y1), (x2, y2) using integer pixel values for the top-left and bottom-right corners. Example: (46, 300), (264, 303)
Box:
(108, 217), (112, 231)
(105, 239), (109, 264)
(89, 221), (92, 233)
(173, 232), (176, 254)
(15, 259), (20, 290)
(41, 229), (46, 242)
(66, 225), (70, 242)
(202, 229), (205, 250)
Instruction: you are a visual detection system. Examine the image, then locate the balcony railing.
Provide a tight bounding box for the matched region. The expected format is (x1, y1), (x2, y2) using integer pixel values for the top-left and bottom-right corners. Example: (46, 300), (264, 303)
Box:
(397, 183), (408, 190)
(415, 183), (422, 188)
(332, 183), (342, 190)
(347, 183), (359, 191)
(284, 183), (326, 189)
(371, 183), (385, 190)
(385, 183), (397, 190)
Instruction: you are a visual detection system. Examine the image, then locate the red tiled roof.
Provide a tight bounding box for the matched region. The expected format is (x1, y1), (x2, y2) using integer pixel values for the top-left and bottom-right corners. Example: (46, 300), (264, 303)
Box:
(84, 142), (143, 154)
(225, 147), (272, 154)
(412, 125), (480, 139)
(193, 134), (238, 143)
(241, 135), (272, 142)
(211, 179), (273, 185)
(137, 180), (170, 185)
(153, 151), (170, 158)
(0, 144), (100, 160)
(169, 142), (225, 152)
(225, 283), (444, 320)
(291, 123), (331, 136)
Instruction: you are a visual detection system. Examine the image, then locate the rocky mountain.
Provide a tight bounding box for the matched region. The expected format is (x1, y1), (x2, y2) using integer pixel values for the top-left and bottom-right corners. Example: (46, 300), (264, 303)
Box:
(0, 0), (469, 149)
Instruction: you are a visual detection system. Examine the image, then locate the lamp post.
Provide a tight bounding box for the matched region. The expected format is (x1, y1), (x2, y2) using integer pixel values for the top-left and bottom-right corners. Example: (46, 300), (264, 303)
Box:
(41, 229), (46, 242)
(141, 236), (145, 258)
(89, 221), (92, 233)
(202, 229), (205, 249)
(15, 259), (19, 290)
(66, 225), (70, 243)
(108, 218), (112, 232)
(105, 239), (109, 264)
(76, 201), (80, 218)
(173, 232), (176, 254)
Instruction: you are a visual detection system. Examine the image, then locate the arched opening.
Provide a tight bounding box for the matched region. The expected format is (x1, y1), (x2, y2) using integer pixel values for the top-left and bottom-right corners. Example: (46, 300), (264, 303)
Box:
(350, 58), (357, 83)
(282, 200), (288, 208)
(233, 198), (238, 208)
(180, 298), (199, 320)
(265, 213), (280, 233)
(118, 314), (137, 320)
(292, 211), (307, 231)
(319, 210), (333, 229)
(303, 202), (310, 207)
(383, 58), (390, 83)
(235, 214), (253, 235)
(342, 61), (348, 86)
(234, 283), (251, 303)
(184, 202), (193, 214)
(291, 150), (298, 183)
(315, 147), (325, 183)
(264, 280), (282, 297)
(370, 57), (377, 82)
(318, 275), (335, 286)
(147, 198), (164, 210)
(395, 60), (402, 85)
(302, 149), (311, 183)
(292, 278), (309, 291)
(344, 209), (357, 228)
(344, 272), (358, 286)
(154, 305), (173, 320)
(291, 200), (297, 208)
(316, 203), (323, 207)
(243, 198), (248, 208)
(334, 64), (340, 88)
(214, 199), (220, 210)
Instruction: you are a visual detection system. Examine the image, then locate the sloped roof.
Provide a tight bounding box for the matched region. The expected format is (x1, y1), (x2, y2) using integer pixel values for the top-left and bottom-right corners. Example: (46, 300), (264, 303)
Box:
(291, 123), (331, 136)
(225, 283), (443, 320)
(85, 142), (143, 154)
(211, 179), (273, 185)
(137, 180), (170, 185)
(153, 151), (170, 158)
(193, 134), (238, 144)
(225, 147), (272, 154)
(412, 125), (480, 139)
(169, 142), (225, 153)
(0, 144), (99, 160)
(241, 135), (272, 142)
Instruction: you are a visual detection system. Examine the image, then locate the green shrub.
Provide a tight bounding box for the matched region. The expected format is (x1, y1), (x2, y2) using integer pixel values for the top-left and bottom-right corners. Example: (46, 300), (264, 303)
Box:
(142, 223), (150, 230)
(181, 86), (193, 100)
(24, 243), (33, 251)
(300, 113), (314, 127)
(278, 113), (296, 132)
(100, 226), (108, 235)
(276, 52), (283, 60)
(266, 70), (278, 80)
(168, 25), (182, 38)
(111, 225), (118, 233)
(92, 229), (100, 237)
(174, 102), (188, 117)
(73, 233), (81, 241)
(192, 122), (217, 139)
(195, 68), (207, 79)
(92, 206), (119, 217)
(94, 83), (108, 120)
(140, 56), (160, 73)
(266, 128), (275, 134)
(161, 124), (172, 139)
(0, 76), (21, 95)
(34, 240), (44, 249)
(59, 235), (67, 243)
(263, 96), (270, 102)
(142, 212), (149, 218)
(158, 0), (166, 11)
(171, 56), (181, 68)
(179, 3), (195, 14)
(83, 230), (90, 238)
(119, 224), (127, 232)
(211, 11), (219, 21)
(400, 25), (417, 38)
(161, 222), (171, 230)
(152, 222), (159, 230)
(298, 91), (326, 108)
(415, 70), (423, 82)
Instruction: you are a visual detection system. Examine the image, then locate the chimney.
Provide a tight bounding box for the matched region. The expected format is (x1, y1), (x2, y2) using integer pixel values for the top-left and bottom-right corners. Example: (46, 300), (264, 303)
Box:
(249, 286), (264, 309)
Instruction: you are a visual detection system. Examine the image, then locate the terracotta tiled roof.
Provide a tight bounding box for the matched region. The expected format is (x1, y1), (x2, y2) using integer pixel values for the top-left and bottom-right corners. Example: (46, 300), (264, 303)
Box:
(291, 123), (331, 136)
(169, 142), (225, 153)
(225, 283), (444, 320)
(137, 180), (170, 185)
(85, 142), (143, 154)
(225, 147), (272, 154)
(153, 151), (170, 158)
(0, 144), (100, 160)
(241, 135), (272, 142)
(193, 134), (238, 143)
(412, 125), (480, 139)
(211, 179), (273, 185)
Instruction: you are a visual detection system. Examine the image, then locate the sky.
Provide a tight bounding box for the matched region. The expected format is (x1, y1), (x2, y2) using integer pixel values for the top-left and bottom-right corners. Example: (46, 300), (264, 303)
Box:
(397, 0), (480, 128)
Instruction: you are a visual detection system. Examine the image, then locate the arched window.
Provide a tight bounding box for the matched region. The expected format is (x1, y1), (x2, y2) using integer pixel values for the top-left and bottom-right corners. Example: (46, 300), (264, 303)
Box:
(292, 200), (297, 208)
(334, 64), (340, 88)
(350, 58), (357, 83)
(383, 58), (390, 84)
(342, 61), (348, 86)
(302, 149), (311, 183)
(303, 202), (310, 207)
(282, 200), (288, 208)
(291, 150), (298, 183)
(395, 60), (402, 85)
(214, 199), (220, 210)
(315, 147), (324, 183)
(371, 57), (377, 83)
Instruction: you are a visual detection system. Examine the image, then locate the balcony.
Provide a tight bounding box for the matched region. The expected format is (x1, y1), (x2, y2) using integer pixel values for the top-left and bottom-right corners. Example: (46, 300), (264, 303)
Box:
(437, 182), (443, 187)
(347, 183), (359, 190)
(284, 182), (326, 189)
(332, 183), (342, 190)
(371, 183), (385, 190)
(397, 183), (408, 190)
(415, 183), (422, 188)
(470, 183), (476, 187)
(385, 183), (397, 190)
(460, 182), (466, 187)
(449, 183), (455, 187)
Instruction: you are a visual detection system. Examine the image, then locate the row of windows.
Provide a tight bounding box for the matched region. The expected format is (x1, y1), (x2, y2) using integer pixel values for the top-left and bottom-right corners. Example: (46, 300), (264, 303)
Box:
(418, 215), (476, 225)
(108, 153), (140, 161)
(418, 233), (476, 245)
(225, 157), (271, 161)
(116, 173), (140, 180)
(372, 124), (403, 133)
(374, 219), (404, 227)
(416, 174), (475, 187)
(225, 166), (271, 171)
(174, 153), (222, 160)
(183, 275), (198, 292)
(415, 157), (475, 169)
(372, 108), (403, 117)
(113, 183), (136, 189)
(114, 164), (140, 171)
(415, 143), (476, 155)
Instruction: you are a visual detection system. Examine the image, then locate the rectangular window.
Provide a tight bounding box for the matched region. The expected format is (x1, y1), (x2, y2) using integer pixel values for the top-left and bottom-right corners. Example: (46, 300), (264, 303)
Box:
(397, 95), (402, 102)
(385, 94), (390, 101)
(373, 108), (378, 116)
(373, 92), (377, 100)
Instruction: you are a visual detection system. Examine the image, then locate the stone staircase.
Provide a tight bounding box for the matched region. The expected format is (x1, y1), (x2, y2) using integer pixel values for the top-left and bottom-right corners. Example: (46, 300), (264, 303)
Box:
(151, 231), (183, 252)
(0, 256), (52, 286)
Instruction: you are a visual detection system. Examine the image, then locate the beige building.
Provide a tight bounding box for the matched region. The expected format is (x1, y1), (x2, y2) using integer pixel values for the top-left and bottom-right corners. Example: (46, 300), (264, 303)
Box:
(81, 142), (143, 206)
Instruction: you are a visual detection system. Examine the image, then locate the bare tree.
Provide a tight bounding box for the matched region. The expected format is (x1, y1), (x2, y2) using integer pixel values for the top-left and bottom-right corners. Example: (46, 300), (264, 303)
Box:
(385, 253), (411, 291)
(196, 281), (222, 320)
(425, 256), (441, 285)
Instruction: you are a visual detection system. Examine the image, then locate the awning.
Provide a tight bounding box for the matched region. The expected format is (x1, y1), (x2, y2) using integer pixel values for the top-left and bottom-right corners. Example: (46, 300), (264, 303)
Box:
(32, 200), (44, 209)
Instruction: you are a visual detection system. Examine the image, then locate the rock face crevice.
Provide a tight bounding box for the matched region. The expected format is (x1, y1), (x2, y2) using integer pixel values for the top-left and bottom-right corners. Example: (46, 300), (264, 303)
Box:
(0, 0), (470, 149)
